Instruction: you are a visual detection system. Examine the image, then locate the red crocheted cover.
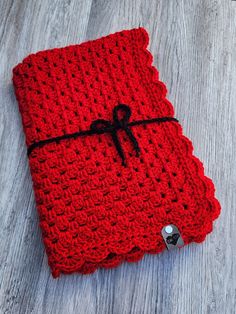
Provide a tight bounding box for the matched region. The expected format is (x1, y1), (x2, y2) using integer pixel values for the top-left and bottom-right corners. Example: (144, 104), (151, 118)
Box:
(12, 28), (220, 278)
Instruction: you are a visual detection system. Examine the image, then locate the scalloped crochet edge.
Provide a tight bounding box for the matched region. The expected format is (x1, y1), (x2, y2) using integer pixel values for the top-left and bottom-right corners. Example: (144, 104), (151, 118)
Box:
(134, 27), (221, 236)
(48, 27), (220, 278)
(51, 246), (166, 278)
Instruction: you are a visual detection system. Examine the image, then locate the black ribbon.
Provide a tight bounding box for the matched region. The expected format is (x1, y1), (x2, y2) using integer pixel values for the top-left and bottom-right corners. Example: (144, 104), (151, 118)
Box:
(27, 104), (178, 166)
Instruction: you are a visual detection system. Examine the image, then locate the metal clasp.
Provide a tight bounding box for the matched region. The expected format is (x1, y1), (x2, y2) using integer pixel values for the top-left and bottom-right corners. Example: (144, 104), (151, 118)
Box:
(161, 224), (184, 250)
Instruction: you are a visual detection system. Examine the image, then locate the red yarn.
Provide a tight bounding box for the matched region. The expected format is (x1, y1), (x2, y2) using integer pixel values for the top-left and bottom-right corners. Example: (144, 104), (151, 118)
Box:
(12, 28), (221, 278)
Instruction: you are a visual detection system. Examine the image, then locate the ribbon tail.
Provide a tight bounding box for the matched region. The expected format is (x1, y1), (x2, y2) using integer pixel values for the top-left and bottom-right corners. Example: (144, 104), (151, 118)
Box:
(111, 131), (127, 166)
(125, 128), (141, 157)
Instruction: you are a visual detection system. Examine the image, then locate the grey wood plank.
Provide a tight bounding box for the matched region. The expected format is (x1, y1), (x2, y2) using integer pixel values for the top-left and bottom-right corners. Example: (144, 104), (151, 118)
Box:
(0, 0), (235, 313)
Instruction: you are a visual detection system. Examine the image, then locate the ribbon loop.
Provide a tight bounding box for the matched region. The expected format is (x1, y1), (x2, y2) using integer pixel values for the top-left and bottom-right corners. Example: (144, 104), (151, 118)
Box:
(113, 103), (131, 127)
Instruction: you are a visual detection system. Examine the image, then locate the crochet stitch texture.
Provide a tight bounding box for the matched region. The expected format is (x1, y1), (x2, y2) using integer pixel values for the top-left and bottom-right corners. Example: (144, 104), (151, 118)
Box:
(12, 28), (221, 278)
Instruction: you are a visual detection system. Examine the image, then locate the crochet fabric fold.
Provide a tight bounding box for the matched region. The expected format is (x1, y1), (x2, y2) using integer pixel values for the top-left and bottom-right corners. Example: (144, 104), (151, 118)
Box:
(12, 28), (220, 278)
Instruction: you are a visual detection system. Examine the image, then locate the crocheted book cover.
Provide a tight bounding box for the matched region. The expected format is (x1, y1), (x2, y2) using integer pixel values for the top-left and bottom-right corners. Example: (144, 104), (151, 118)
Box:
(12, 28), (220, 278)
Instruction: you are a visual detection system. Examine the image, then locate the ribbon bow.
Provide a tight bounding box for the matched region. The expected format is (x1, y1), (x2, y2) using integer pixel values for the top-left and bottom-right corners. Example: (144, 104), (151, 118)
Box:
(90, 104), (140, 166)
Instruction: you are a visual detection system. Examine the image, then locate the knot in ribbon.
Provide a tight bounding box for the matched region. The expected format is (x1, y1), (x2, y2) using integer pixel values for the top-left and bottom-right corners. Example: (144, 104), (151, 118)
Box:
(90, 104), (140, 166)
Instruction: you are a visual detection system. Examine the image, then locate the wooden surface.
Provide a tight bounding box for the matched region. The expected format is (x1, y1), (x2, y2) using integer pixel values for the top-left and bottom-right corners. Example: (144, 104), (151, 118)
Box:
(0, 0), (235, 313)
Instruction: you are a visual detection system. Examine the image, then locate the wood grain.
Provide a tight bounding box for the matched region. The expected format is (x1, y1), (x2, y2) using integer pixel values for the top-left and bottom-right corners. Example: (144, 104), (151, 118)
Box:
(0, 0), (235, 313)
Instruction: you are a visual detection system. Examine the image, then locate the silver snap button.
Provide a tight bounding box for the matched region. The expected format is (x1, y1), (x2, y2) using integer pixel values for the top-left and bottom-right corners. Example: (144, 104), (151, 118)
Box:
(164, 225), (173, 234)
